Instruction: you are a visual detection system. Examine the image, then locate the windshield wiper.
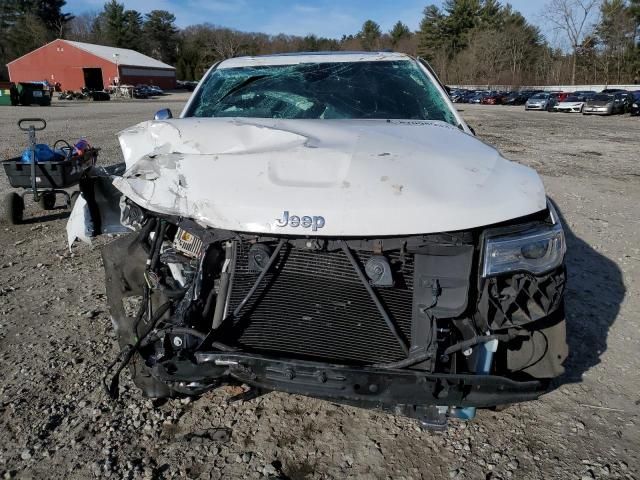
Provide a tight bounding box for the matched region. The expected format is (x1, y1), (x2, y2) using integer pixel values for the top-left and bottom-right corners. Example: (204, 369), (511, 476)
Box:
(214, 75), (271, 105)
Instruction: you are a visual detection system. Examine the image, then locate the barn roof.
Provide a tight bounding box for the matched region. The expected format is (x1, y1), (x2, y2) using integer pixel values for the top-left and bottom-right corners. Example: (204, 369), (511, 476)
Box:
(7, 39), (175, 70)
(64, 41), (175, 70)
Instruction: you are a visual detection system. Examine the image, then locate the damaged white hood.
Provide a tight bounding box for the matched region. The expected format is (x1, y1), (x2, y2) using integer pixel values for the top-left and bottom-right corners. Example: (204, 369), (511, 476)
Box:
(114, 117), (546, 236)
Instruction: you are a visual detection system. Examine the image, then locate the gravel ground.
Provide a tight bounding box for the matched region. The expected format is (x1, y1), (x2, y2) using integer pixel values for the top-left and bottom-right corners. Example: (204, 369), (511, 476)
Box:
(0, 98), (638, 480)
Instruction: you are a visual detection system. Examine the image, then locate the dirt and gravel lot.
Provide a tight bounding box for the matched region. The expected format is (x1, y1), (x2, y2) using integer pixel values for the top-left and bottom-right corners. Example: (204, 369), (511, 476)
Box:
(0, 97), (638, 480)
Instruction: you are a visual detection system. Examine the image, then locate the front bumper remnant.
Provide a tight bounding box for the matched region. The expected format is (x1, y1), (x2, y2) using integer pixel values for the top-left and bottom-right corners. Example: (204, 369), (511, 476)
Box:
(149, 352), (548, 422)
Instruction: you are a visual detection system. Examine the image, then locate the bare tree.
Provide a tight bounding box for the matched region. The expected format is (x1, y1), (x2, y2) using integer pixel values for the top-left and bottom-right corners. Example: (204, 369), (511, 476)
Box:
(545, 0), (601, 85)
(503, 24), (530, 85)
(209, 28), (246, 59)
(66, 12), (99, 42)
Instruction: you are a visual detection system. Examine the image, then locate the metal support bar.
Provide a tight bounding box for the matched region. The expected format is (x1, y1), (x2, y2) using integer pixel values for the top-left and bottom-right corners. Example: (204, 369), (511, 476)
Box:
(197, 238), (287, 350)
(29, 127), (38, 202)
(339, 241), (410, 356)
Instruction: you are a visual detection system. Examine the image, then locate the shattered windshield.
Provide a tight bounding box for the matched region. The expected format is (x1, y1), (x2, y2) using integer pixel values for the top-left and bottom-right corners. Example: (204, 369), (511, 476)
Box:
(186, 60), (457, 125)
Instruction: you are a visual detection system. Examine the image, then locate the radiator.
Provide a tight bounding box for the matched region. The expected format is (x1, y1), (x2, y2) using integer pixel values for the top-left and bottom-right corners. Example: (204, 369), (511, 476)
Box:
(222, 242), (414, 364)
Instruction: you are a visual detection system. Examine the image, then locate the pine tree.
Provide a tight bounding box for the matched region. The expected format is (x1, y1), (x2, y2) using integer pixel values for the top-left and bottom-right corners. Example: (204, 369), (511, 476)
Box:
(390, 21), (411, 46)
(34, 0), (74, 36)
(358, 20), (382, 51)
(144, 10), (179, 64)
(122, 10), (144, 52)
(102, 0), (126, 47)
(418, 5), (446, 59)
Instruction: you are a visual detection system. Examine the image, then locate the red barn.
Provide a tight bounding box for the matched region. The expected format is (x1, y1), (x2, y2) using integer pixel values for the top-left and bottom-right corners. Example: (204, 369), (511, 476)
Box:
(7, 39), (176, 91)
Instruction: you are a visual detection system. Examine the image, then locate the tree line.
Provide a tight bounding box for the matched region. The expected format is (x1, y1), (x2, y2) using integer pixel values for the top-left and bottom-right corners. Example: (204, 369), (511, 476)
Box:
(418, 0), (640, 86)
(1, 0), (639, 86)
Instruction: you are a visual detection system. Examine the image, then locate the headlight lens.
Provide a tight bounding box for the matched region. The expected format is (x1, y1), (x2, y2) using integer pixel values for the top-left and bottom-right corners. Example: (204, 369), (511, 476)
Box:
(482, 205), (566, 277)
(633, 103), (638, 108)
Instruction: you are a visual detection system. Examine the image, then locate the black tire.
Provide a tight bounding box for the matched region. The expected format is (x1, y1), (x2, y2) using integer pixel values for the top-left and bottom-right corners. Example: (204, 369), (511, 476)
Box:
(69, 191), (80, 209)
(39, 191), (56, 210)
(488, 404), (512, 412)
(1, 192), (24, 225)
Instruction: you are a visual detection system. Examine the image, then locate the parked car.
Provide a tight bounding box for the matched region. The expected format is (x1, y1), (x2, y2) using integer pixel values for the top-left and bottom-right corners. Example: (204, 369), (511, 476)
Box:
(68, 52), (568, 428)
(525, 92), (557, 111)
(572, 90), (597, 99)
(583, 92), (626, 115)
(629, 92), (640, 116)
(469, 91), (490, 104)
(480, 92), (506, 105)
(553, 94), (589, 113)
(177, 80), (198, 92)
(551, 91), (570, 102)
(135, 84), (163, 97)
(503, 91), (528, 105)
(132, 86), (149, 99)
(147, 85), (164, 96)
(617, 91), (635, 112)
(450, 89), (470, 103)
(458, 90), (482, 103)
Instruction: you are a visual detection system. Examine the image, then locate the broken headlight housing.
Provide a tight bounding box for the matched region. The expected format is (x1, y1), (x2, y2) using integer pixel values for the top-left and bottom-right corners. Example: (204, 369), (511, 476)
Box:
(482, 204), (566, 277)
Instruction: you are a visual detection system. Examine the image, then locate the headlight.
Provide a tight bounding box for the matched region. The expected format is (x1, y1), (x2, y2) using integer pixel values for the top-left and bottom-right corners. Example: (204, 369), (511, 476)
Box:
(482, 204), (566, 277)
(633, 103), (638, 108)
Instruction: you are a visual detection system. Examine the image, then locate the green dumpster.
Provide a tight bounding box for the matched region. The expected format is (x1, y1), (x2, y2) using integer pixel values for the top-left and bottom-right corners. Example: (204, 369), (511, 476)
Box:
(14, 83), (51, 106)
(0, 89), (12, 106)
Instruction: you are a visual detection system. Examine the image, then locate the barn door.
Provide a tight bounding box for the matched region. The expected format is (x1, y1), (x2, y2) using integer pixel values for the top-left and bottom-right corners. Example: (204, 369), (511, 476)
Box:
(83, 68), (104, 91)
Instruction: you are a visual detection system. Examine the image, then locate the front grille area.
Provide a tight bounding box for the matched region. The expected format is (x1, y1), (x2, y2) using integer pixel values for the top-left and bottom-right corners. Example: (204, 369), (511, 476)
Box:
(221, 242), (414, 364)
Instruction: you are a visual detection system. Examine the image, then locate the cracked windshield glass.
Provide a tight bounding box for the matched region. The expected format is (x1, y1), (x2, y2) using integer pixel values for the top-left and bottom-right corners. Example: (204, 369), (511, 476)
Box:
(188, 60), (457, 124)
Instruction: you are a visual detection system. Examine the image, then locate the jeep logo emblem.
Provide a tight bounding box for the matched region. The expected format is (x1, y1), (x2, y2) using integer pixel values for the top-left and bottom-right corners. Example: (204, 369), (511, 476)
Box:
(275, 211), (325, 231)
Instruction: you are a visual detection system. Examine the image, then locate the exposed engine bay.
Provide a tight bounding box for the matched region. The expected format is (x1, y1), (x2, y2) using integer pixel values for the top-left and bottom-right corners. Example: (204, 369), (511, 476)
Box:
(81, 172), (567, 427)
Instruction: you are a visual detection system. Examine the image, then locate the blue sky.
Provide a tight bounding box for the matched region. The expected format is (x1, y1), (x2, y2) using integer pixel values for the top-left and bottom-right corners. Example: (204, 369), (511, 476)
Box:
(64, 0), (548, 40)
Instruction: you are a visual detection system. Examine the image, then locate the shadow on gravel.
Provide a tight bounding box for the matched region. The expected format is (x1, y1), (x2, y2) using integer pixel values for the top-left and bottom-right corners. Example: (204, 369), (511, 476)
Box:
(20, 208), (70, 224)
(554, 202), (625, 384)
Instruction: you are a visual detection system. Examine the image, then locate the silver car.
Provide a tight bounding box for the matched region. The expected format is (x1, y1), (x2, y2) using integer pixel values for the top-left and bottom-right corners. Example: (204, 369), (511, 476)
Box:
(525, 93), (557, 111)
(582, 93), (626, 115)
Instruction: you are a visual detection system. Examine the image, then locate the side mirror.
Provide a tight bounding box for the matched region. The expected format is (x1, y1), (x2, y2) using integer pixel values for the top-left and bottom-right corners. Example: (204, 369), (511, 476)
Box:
(154, 108), (173, 120)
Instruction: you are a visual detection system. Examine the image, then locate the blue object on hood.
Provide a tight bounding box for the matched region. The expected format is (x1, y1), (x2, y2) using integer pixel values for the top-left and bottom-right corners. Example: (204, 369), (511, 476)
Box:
(20, 144), (65, 163)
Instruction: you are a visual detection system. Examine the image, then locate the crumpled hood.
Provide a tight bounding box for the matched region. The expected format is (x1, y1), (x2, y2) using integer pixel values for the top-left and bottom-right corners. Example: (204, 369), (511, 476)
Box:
(114, 118), (546, 236)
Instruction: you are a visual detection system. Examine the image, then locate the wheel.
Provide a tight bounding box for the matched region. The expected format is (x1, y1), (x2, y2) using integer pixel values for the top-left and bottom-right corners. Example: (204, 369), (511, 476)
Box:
(1, 192), (24, 225)
(488, 404), (512, 412)
(69, 191), (81, 209)
(39, 191), (56, 210)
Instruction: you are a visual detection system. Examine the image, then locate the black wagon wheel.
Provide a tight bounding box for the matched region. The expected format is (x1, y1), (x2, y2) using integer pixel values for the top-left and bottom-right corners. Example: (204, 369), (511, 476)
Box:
(69, 190), (81, 209)
(1, 192), (24, 225)
(39, 191), (56, 210)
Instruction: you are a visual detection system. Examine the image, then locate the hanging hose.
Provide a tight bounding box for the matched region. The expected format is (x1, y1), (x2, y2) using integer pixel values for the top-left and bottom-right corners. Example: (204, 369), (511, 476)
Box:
(103, 301), (172, 400)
